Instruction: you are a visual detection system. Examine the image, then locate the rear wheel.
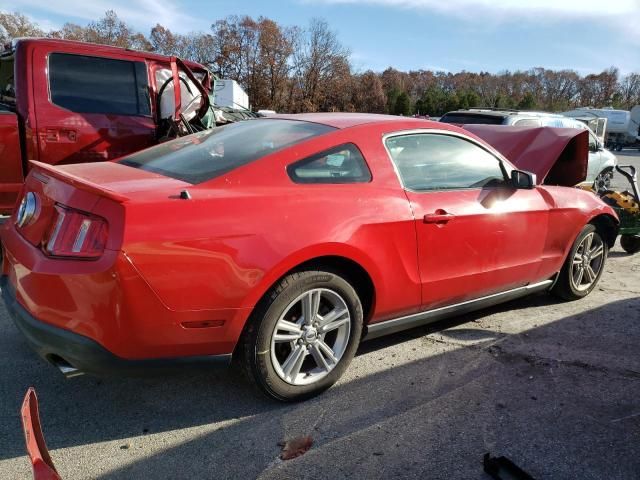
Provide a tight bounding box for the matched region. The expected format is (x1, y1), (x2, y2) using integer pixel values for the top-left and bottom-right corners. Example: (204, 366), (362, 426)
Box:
(240, 270), (363, 401)
(552, 224), (608, 300)
(620, 235), (640, 254)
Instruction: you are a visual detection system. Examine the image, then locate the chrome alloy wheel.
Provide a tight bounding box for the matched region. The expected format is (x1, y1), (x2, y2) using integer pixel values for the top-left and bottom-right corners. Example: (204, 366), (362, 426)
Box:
(270, 288), (351, 386)
(571, 232), (605, 292)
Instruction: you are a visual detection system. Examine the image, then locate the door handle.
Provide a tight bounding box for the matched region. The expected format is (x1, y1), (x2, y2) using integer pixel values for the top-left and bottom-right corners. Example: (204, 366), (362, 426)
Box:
(423, 210), (455, 224)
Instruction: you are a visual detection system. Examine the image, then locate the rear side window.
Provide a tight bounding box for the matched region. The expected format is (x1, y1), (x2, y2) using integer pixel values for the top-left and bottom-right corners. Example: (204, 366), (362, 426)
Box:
(119, 119), (335, 184)
(49, 53), (150, 116)
(288, 143), (371, 184)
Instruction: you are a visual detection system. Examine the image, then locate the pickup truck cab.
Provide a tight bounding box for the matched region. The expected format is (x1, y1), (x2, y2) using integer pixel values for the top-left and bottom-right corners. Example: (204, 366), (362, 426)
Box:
(0, 38), (211, 215)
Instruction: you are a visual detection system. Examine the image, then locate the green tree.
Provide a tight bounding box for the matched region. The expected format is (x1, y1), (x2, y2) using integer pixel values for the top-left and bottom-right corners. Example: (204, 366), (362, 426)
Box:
(394, 91), (411, 116)
(517, 92), (536, 110)
(386, 87), (400, 114)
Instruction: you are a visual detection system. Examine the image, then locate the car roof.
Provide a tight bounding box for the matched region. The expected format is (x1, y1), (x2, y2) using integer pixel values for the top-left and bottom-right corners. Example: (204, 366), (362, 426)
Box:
(443, 109), (567, 119)
(13, 38), (207, 71)
(270, 112), (435, 129)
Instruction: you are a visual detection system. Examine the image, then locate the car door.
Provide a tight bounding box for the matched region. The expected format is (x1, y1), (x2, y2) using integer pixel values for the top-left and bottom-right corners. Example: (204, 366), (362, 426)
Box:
(385, 131), (550, 310)
(31, 47), (156, 166)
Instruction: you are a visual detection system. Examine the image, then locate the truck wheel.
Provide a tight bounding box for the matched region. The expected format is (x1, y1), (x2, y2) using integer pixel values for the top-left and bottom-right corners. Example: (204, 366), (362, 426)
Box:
(240, 270), (363, 401)
(552, 224), (608, 300)
(620, 235), (640, 254)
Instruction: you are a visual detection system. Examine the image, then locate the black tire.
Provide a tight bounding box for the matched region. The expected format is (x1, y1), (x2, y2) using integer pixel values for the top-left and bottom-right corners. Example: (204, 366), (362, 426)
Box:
(620, 235), (640, 254)
(240, 270), (363, 401)
(552, 224), (608, 301)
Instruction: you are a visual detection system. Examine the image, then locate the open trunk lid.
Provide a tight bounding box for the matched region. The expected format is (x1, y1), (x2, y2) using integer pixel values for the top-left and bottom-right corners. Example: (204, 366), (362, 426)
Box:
(464, 125), (589, 187)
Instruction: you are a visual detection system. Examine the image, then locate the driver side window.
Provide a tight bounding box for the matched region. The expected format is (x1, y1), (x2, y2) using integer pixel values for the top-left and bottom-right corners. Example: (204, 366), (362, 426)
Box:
(385, 134), (506, 191)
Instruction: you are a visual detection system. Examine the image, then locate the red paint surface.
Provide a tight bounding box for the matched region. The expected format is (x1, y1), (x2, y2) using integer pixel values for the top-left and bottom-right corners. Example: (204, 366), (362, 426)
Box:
(1, 116), (618, 362)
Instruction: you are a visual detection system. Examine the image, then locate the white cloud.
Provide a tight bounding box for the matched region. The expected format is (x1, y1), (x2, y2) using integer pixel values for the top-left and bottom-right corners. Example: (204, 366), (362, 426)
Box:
(308, 0), (639, 17)
(13, 0), (209, 33)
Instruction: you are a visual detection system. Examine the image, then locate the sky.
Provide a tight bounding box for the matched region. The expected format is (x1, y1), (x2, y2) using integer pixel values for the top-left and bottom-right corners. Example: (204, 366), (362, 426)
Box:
(6, 0), (640, 75)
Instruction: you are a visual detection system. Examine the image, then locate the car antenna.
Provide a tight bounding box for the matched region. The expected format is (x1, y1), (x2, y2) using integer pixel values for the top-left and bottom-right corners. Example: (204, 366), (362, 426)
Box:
(179, 190), (192, 200)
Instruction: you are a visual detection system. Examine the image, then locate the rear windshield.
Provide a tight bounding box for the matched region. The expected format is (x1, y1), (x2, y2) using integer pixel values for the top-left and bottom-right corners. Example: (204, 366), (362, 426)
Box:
(439, 113), (506, 125)
(119, 119), (335, 184)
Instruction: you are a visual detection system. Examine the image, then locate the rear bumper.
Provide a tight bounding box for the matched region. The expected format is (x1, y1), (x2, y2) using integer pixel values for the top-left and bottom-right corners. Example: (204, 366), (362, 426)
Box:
(1, 276), (232, 376)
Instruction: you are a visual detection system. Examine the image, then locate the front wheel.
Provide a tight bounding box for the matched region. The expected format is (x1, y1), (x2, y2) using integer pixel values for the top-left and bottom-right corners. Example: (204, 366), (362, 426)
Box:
(552, 224), (608, 300)
(620, 235), (640, 254)
(593, 168), (614, 194)
(240, 270), (363, 401)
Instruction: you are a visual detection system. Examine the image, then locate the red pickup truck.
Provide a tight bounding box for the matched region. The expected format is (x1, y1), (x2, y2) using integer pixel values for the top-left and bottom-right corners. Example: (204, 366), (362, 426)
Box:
(0, 38), (211, 215)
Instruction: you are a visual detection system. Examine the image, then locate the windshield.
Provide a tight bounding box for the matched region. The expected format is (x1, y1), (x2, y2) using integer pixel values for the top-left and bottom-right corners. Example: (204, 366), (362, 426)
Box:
(440, 113), (506, 125)
(119, 119), (335, 184)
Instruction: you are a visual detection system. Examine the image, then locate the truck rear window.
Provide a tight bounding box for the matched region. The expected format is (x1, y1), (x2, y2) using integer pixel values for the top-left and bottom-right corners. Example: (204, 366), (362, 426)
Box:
(49, 53), (150, 116)
(118, 119), (336, 184)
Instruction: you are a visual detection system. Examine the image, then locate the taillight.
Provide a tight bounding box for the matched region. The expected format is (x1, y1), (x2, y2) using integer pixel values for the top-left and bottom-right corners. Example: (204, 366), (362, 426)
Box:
(43, 205), (108, 259)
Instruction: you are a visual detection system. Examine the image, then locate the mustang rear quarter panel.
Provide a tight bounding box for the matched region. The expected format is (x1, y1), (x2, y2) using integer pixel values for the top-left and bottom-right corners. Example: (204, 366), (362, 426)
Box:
(122, 124), (425, 324)
(1, 223), (249, 359)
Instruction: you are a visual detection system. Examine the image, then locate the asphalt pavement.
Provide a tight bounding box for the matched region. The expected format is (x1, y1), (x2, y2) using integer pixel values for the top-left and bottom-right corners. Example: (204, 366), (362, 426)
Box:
(0, 150), (639, 480)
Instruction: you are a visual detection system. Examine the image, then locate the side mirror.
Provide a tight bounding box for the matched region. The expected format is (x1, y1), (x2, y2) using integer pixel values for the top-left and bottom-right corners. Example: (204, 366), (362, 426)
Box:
(511, 170), (536, 189)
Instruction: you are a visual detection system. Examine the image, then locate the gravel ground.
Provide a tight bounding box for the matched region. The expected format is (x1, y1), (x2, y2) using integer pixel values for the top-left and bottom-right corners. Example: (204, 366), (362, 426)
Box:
(0, 150), (638, 480)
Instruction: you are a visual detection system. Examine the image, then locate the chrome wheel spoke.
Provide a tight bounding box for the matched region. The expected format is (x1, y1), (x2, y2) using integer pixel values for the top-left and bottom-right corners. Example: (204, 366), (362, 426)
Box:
(302, 290), (321, 325)
(574, 267), (585, 286)
(274, 332), (302, 343)
(281, 344), (306, 381)
(590, 244), (604, 259)
(585, 265), (597, 283)
(319, 315), (350, 334)
(317, 305), (348, 328)
(276, 319), (303, 335)
(572, 254), (583, 265)
(583, 233), (593, 252)
(310, 343), (332, 372)
(316, 340), (338, 364)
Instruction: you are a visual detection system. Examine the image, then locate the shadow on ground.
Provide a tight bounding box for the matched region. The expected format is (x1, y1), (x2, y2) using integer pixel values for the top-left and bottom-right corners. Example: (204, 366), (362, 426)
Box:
(0, 292), (638, 479)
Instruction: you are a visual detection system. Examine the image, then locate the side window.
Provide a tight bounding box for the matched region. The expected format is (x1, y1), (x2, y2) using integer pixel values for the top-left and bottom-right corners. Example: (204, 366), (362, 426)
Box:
(385, 134), (506, 191)
(588, 132), (598, 150)
(49, 53), (150, 116)
(514, 118), (541, 127)
(288, 143), (372, 184)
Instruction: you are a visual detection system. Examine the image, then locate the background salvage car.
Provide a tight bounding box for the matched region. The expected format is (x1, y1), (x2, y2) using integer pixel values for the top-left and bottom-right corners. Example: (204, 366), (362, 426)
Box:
(1, 114), (618, 401)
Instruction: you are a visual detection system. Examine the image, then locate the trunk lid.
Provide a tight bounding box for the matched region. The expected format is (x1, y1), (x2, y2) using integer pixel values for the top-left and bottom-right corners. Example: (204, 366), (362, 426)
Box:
(14, 161), (189, 250)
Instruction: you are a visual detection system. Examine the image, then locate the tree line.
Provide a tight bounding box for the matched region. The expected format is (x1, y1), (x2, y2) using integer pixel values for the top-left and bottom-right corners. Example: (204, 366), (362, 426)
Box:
(2, 10), (639, 115)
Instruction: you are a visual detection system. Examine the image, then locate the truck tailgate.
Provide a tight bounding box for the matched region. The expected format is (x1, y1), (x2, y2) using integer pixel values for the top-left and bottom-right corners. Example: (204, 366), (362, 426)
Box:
(0, 111), (23, 214)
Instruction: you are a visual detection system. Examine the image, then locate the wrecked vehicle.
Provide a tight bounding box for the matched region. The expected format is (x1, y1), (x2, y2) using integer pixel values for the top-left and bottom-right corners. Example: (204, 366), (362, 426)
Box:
(439, 109), (618, 192)
(1, 114), (618, 401)
(0, 38), (214, 215)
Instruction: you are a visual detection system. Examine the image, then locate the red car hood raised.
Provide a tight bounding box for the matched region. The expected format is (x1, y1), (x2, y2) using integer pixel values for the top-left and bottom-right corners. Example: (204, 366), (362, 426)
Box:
(464, 125), (589, 187)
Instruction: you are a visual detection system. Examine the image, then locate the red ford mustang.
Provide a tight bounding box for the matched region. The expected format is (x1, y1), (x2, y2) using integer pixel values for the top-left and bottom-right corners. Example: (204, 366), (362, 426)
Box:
(1, 114), (618, 401)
